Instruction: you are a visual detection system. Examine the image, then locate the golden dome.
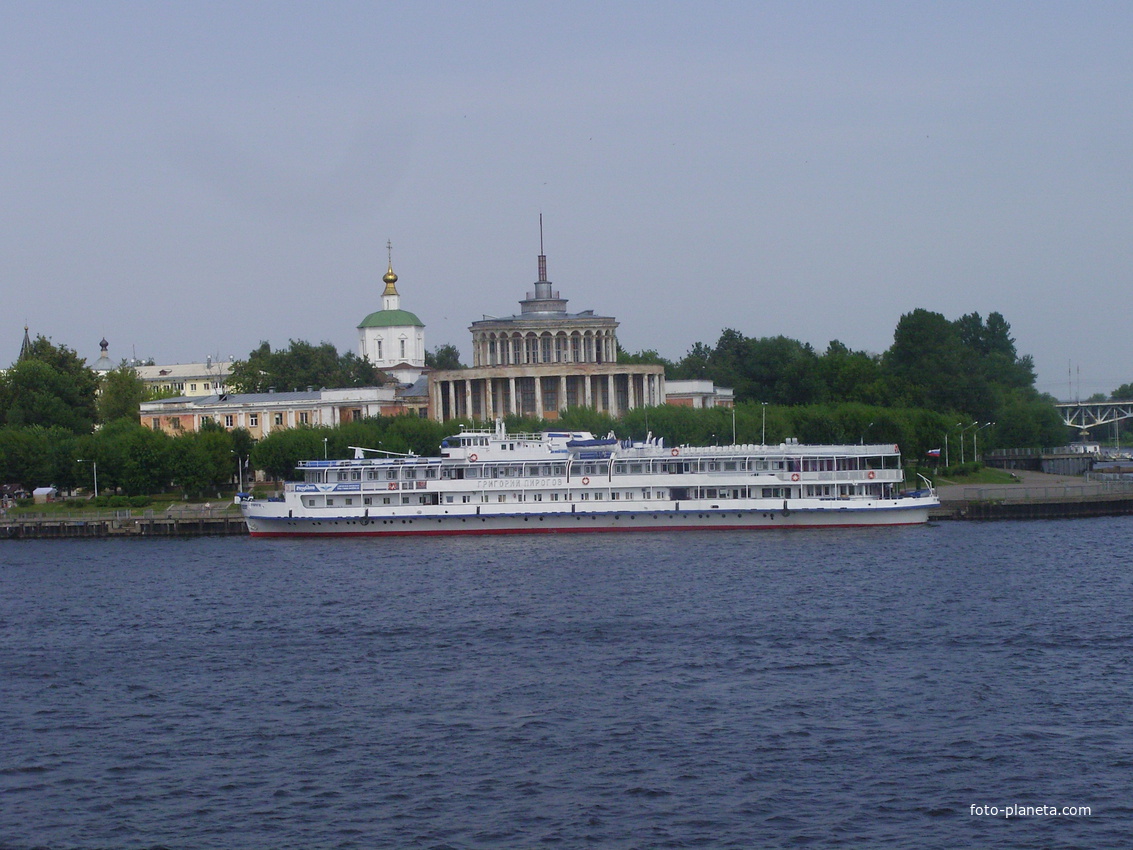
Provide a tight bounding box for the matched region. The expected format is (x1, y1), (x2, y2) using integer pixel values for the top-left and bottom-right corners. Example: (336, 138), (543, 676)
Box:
(382, 263), (399, 296)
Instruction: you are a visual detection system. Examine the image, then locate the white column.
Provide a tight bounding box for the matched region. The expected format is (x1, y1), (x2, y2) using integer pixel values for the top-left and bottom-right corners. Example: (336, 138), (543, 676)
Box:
(534, 375), (543, 419)
(509, 376), (517, 415)
(584, 375), (592, 408)
(448, 381), (457, 421)
(607, 374), (617, 417)
(465, 381), (473, 420)
(560, 375), (568, 411)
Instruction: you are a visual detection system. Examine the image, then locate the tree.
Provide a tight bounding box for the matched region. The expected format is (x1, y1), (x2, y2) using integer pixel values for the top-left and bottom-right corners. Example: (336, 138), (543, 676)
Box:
(1, 336), (98, 433)
(425, 344), (465, 371)
(227, 340), (386, 394)
(98, 363), (148, 423)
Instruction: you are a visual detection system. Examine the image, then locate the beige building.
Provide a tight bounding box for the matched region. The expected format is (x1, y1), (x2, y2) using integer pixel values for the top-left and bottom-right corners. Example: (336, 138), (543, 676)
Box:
(139, 386), (422, 438)
(136, 358), (233, 398)
(665, 380), (735, 408)
(429, 241), (664, 421)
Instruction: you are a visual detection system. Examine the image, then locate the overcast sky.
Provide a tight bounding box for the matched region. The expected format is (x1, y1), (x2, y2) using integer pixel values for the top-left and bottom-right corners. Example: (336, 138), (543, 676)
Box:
(3, 2), (1130, 399)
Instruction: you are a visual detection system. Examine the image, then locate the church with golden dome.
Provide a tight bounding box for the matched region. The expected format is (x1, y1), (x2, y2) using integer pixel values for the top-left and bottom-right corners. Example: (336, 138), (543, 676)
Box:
(357, 241), (426, 385)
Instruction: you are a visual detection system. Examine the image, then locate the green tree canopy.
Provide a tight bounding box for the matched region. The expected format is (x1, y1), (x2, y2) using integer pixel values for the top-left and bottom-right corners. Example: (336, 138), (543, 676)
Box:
(98, 363), (148, 424)
(227, 340), (386, 394)
(1, 336), (98, 433)
(425, 343), (465, 371)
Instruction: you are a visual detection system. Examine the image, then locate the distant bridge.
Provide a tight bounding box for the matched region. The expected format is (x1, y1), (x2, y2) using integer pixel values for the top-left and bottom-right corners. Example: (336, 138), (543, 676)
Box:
(1055, 401), (1133, 433)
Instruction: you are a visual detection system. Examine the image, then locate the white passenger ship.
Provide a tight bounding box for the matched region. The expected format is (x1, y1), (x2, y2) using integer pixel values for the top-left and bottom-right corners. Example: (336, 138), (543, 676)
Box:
(239, 421), (938, 537)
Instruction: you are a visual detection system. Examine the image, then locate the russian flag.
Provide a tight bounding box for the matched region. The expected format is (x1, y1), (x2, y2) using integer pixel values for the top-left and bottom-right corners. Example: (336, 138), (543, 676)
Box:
(926, 448), (942, 458)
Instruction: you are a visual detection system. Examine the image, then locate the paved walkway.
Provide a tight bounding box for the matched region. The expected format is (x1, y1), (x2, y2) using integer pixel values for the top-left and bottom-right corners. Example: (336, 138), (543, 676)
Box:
(935, 469), (1121, 504)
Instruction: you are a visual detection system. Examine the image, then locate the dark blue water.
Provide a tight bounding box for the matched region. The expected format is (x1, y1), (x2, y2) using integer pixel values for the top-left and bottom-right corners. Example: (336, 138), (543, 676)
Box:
(2, 521), (1131, 849)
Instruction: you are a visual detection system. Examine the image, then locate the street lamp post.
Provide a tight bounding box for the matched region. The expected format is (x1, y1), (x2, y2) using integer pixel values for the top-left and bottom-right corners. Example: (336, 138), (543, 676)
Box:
(323, 437), (328, 459)
(76, 459), (98, 498)
(959, 422), (978, 464)
(761, 402), (768, 446)
(974, 422), (995, 463)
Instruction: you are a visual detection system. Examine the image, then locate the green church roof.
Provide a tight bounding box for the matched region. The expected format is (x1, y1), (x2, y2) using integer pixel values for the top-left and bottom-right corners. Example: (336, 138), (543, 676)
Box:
(357, 309), (424, 329)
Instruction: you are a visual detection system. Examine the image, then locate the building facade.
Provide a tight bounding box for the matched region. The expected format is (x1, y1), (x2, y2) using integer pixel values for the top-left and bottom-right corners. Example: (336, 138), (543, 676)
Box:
(429, 239), (664, 421)
(136, 359), (233, 397)
(665, 379), (735, 408)
(139, 386), (424, 438)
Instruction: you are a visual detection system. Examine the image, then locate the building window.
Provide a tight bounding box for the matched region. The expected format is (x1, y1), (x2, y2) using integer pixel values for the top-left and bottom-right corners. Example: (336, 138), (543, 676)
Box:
(274, 413), (283, 426)
(249, 414), (259, 427)
(151, 418), (161, 431)
(170, 417), (181, 430)
(400, 339), (406, 359)
(376, 340), (383, 360)
(224, 415), (234, 428)
(299, 411), (309, 424)
(190, 384), (197, 392)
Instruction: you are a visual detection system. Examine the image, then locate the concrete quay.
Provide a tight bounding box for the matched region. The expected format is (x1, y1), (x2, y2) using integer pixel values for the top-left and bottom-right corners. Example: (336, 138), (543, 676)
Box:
(1, 508), (247, 539)
(932, 469), (1133, 521)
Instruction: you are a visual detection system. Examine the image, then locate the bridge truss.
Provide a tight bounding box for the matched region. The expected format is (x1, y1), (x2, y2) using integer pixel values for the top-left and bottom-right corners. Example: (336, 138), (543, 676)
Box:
(1055, 401), (1133, 433)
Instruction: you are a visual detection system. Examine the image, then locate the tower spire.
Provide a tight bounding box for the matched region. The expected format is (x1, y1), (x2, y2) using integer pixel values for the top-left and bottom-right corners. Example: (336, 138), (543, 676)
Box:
(18, 325), (31, 361)
(537, 214), (548, 283)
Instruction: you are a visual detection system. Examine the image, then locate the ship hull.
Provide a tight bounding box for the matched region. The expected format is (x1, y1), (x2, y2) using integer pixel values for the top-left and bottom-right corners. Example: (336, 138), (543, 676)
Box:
(243, 499), (935, 537)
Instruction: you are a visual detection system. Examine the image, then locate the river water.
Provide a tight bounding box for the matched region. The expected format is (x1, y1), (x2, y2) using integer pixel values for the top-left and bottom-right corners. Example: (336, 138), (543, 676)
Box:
(2, 520), (1131, 849)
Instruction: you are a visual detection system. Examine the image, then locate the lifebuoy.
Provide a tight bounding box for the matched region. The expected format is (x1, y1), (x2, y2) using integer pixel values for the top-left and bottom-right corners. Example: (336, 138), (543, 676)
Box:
(867, 470), (876, 479)
(893, 445), (899, 452)
(581, 476), (590, 485)
(388, 482), (397, 490)
(671, 448), (680, 456)
(469, 453), (478, 462)
(791, 473), (800, 482)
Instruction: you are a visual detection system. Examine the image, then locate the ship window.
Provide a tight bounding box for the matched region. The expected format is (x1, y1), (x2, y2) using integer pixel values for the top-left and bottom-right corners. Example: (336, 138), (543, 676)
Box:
(580, 493), (589, 500)
(533, 494), (542, 502)
(725, 462), (737, 470)
(498, 495), (506, 503)
(404, 469), (416, 480)
(445, 496), (454, 503)
(386, 470), (398, 479)
(382, 497), (391, 505)
(351, 471), (361, 481)
(364, 497), (372, 506)
(631, 464), (642, 473)
(551, 493), (559, 501)
(424, 469), (437, 479)
(594, 493), (603, 500)
(401, 497), (410, 505)
(305, 498), (315, 507)
(611, 492), (619, 500)
(345, 498), (353, 506)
